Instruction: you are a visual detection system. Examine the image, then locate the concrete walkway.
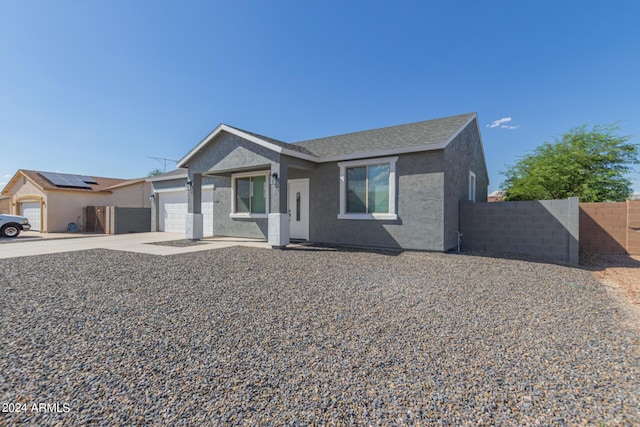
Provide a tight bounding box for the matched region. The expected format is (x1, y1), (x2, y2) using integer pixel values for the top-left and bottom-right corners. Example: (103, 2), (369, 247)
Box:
(0, 232), (271, 259)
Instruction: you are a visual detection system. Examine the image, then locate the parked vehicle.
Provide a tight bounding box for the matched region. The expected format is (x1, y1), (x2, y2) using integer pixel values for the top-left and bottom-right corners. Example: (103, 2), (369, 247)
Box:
(0, 214), (31, 238)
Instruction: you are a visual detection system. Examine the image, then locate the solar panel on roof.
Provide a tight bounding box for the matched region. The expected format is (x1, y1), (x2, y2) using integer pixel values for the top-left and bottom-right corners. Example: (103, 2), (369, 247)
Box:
(78, 175), (98, 184)
(39, 172), (94, 189)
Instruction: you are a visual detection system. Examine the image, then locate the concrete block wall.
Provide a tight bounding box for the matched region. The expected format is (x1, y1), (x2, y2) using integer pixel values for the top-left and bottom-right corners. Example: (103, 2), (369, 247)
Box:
(580, 200), (640, 255)
(460, 198), (579, 264)
(105, 207), (151, 234)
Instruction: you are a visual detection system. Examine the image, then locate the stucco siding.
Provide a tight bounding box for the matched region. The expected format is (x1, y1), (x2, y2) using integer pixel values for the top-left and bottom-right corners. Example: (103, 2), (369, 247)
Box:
(46, 191), (113, 232)
(0, 198), (9, 214)
(210, 177), (268, 239)
(109, 183), (152, 208)
(187, 132), (279, 174)
(306, 152), (445, 250)
(442, 119), (489, 251)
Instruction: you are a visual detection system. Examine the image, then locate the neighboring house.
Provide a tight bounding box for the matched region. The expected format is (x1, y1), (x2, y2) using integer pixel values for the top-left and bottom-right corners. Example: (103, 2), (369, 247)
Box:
(1, 170), (151, 232)
(149, 112), (488, 251)
(0, 196), (9, 214)
(487, 190), (505, 202)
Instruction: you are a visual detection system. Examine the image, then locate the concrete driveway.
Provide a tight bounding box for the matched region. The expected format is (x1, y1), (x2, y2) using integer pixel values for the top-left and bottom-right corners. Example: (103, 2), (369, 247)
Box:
(0, 232), (270, 259)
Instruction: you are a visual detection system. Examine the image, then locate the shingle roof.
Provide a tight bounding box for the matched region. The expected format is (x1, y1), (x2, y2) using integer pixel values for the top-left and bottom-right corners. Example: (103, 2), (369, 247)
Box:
(292, 113), (476, 159)
(177, 112), (479, 168)
(226, 125), (316, 156)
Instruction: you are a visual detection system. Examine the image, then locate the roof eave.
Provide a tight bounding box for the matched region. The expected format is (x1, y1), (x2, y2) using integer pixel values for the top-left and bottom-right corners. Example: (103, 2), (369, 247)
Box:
(317, 142), (449, 163)
(145, 172), (189, 182)
(102, 178), (146, 190)
(177, 124), (320, 168)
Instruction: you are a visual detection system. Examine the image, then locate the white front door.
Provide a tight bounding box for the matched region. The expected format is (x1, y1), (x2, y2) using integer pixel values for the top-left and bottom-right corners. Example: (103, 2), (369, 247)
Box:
(288, 179), (309, 240)
(202, 189), (214, 237)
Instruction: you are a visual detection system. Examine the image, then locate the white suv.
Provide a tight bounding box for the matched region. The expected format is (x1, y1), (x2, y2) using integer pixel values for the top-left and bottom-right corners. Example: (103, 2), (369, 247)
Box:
(0, 214), (31, 238)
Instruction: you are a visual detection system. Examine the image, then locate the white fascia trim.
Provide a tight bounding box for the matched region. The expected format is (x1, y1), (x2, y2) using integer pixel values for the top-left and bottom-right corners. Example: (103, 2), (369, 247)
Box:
(324, 144), (447, 163)
(177, 124), (319, 168)
(337, 156), (399, 168)
(231, 170), (270, 179)
(469, 171), (477, 202)
(320, 113), (478, 163)
(229, 213), (268, 219)
(153, 185), (215, 193)
(145, 173), (188, 183)
(337, 213), (398, 220)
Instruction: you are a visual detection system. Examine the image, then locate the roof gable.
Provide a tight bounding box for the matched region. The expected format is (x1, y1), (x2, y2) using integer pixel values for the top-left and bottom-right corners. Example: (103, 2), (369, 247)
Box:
(177, 124), (319, 168)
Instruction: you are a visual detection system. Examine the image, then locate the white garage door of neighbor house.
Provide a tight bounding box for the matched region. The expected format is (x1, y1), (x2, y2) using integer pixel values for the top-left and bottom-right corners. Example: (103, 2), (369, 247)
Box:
(20, 202), (41, 231)
(159, 190), (214, 236)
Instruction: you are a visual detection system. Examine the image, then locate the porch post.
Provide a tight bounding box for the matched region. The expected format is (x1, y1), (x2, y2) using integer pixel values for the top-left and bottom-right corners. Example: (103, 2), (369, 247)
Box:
(186, 172), (203, 240)
(268, 162), (289, 248)
(150, 192), (159, 232)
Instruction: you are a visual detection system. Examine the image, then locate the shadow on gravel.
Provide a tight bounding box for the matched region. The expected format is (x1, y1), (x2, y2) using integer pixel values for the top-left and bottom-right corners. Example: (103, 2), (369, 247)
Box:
(453, 249), (640, 272)
(579, 252), (640, 271)
(286, 242), (404, 256)
(452, 250), (583, 268)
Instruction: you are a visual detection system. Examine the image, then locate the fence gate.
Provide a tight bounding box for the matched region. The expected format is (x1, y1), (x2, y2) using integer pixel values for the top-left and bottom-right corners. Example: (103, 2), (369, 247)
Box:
(85, 206), (107, 233)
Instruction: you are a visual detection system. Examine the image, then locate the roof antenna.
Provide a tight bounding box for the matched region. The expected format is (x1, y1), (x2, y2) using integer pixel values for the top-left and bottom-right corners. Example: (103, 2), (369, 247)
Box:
(147, 156), (178, 172)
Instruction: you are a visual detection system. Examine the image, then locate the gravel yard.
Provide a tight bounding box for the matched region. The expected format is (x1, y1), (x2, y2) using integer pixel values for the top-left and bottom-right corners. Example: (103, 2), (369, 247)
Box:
(1, 247), (639, 426)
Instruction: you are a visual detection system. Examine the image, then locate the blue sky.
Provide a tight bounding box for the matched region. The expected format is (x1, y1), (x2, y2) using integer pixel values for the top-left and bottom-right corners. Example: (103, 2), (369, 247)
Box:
(1, 1), (639, 194)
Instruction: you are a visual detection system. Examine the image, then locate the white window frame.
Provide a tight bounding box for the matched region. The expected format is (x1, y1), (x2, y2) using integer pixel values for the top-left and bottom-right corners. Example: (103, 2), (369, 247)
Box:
(468, 171), (476, 202)
(337, 156), (398, 220)
(230, 170), (270, 218)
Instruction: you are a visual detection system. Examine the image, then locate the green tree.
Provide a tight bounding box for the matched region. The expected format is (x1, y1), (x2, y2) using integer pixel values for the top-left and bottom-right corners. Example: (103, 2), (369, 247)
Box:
(501, 124), (639, 202)
(147, 168), (164, 177)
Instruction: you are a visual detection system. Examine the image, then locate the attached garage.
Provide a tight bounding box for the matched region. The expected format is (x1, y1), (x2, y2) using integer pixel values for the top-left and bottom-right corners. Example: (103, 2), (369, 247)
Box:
(159, 191), (187, 233)
(158, 188), (214, 236)
(20, 201), (41, 231)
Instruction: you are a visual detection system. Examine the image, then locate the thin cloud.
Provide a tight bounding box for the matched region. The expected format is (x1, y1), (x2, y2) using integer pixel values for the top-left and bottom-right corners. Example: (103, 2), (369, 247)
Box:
(3, 174), (11, 178)
(487, 117), (519, 130)
(487, 117), (512, 128)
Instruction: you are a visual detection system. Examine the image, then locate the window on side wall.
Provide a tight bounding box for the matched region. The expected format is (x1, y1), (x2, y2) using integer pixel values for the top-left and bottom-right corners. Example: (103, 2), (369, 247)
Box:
(338, 156), (398, 220)
(231, 172), (268, 217)
(469, 171), (476, 202)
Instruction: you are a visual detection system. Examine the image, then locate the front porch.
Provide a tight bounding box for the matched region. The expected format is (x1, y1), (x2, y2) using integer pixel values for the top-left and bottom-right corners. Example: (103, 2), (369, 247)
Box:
(174, 123), (318, 248)
(184, 162), (313, 249)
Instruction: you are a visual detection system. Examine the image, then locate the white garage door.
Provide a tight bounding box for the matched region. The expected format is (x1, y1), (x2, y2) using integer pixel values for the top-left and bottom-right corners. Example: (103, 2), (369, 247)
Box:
(159, 189), (214, 236)
(21, 202), (41, 231)
(159, 191), (187, 233)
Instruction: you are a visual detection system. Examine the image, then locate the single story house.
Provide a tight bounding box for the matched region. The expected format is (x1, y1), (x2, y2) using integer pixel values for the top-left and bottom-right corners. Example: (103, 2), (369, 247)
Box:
(1, 170), (151, 232)
(149, 112), (488, 251)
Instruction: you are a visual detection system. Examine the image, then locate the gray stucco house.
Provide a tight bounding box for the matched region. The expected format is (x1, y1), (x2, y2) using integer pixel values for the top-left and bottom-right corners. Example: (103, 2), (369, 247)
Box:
(149, 112), (488, 251)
